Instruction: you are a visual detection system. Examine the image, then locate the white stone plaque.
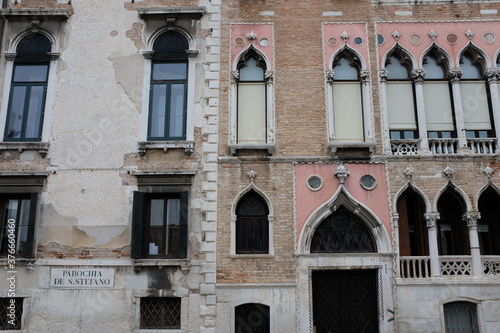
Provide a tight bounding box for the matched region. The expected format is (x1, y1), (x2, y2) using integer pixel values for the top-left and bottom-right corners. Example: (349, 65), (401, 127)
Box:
(50, 268), (115, 288)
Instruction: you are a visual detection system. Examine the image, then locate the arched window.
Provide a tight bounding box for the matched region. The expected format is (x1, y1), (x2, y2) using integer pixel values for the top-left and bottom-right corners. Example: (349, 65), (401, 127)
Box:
(478, 187), (500, 255)
(235, 303), (270, 333)
(444, 301), (480, 333)
(148, 31), (188, 141)
(386, 51), (417, 141)
(5, 33), (51, 141)
(236, 190), (269, 254)
(460, 49), (493, 147)
(310, 206), (375, 253)
(423, 49), (455, 143)
(332, 51), (365, 142)
(236, 50), (267, 144)
(437, 188), (469, 255)
(397, 187), (428, 256)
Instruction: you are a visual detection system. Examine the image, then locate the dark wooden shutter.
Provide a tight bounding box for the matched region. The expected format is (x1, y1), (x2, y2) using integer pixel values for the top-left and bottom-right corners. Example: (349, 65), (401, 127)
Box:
(132, 191), (146, 259)
(179, 191), (188, 258)
(24, 193), (38, 258)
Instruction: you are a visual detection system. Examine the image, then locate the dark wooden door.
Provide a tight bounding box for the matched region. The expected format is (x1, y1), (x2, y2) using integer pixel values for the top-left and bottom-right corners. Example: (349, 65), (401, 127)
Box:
(312, 269), (379, 333)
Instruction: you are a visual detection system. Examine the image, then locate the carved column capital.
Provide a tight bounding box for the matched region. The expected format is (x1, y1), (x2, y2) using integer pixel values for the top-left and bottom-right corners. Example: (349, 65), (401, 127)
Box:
(448, 69), (463, 83)
(485, 68), (500, 83)
(360, 70), (370, 83)
(425, 212), (440, 228)
(411, 69), (426, 84)
(463, 212), (480, 228)
(379, 69), (388, 82)
(230, 70), (239, 83)
(265, 70), (274, 84)
(326, 69), (335, 83)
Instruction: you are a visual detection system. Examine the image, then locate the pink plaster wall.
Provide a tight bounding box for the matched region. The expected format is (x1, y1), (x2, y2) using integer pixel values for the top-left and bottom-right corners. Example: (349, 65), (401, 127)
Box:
(377, 21), (500, 68)
(230, 24), (274, 70)
(295, 163), (391, 244)
(323, 23), (370, 69)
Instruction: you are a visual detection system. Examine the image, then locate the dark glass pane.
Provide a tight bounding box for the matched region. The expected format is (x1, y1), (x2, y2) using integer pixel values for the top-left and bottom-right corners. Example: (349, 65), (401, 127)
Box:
(6, 86), (27, 139)
(149, 226), (164, 255)
(17, 34), (51, 53)
(437, 189), (468, 255)
(149, 199), (164, 255)
(24, 86), (44, 139)
(403, 131), (415, 139)
(390, 131), (401, 140)
(150, 199), (164, 226)
(478, 187), (500, 255)
(240, 58), (264, 81)
(150, 84), (167, 138)
(16, 199), (30, 255)
(236, 191), (269, 216)
(235, 303), (270, 333)
(166, 199), (180, 255)
(153, 63), (187, 81)
(167, 225), (180, 255)
(311, 206), (376, 253)
(424, 54), (446, 79)
(153, 32), (188, 60)
(387, 55), (410, 80)
(168, 84), (186, 138)
(140, 297), (181, 329)
(461, 54), (482, 80)
(333, 57), (358, 80)
(13, 65), (48, 83)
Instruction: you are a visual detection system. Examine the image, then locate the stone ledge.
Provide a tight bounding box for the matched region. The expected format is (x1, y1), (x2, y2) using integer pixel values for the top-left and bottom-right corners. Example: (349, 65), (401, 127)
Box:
(0, 142), (49, 157)
(138, 141), (194, 156)
(137, 6), (206, 20)
(0, 8), (71, 21)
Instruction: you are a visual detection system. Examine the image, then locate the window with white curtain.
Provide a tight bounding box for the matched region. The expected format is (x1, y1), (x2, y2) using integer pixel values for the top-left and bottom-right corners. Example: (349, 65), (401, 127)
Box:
(443, 301), (480, 333)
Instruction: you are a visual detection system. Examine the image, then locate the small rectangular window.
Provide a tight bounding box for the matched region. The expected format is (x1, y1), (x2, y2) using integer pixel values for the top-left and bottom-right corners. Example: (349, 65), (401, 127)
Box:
(140, 297), (181, 329)
(444, 301), (480, 333)
(0, 298), (23, 330)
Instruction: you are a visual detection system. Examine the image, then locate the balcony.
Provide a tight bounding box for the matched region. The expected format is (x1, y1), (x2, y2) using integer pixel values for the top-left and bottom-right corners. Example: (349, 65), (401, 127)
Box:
(391, 139), (419, 156)
(428, 138), (458, 155)
(467, 138), (496, 155)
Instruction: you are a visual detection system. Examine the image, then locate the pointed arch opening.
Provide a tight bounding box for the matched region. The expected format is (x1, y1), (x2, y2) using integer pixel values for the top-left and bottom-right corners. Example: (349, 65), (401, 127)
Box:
(397, 187), (428, 256)
(437, 187), (469, 255)
(310, 205), (376, 253)
(478, 186), (500, 255)
(235, 190), (270, 254)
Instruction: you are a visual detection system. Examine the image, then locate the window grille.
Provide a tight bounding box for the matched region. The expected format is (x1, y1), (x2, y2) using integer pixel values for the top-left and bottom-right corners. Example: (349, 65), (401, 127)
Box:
(140, 297), (181, 329)
(444, 301), (480, 333)
(235, 303), (270, 333)
(0, 298), (23, 330)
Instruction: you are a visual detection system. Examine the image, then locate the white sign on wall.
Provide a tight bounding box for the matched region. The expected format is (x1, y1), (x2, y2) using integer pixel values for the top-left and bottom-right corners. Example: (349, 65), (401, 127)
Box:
(50, 268), (115, 288)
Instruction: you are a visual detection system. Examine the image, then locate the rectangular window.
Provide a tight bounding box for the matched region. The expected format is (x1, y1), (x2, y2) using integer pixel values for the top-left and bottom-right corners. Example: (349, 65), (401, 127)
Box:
(444, 302), (480, 333)
(461, 81), (492, 131)
(0, 194), (37, 258)
(424, 82), (454, 132)
(237, 82), (266, 144)
(0, 298), (23, 330)
(333, 82), (364, 142)
(140, 297), (181, 329)
(387, 81), (417, 131)
(132, 192), (188, 259)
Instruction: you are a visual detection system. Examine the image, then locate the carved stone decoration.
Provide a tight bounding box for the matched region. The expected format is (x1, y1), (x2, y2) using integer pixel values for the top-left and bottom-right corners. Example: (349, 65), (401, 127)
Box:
(230, 70), (239, 83)
(485, 68), (500, 82)
(166, 17), (176, 30)
(185, 50), (199, 58)
(340, 30), (350, 43)
(360, 70), (370, 83)
(403, 165), (413, 181)
(265, 70), (274, 83)
(326, 69), (335, 83)
(391, 30), (401, 41)
(448, 69), (463, 83)
(335, 164), (350, 184)
(428, 29), (438, 40)
(411, 69), (426, 83)
(247, 32), (257, 42)
(425, 212), (440, 228)
(463, 212), (480, 228)
(379, 69), (388, 82)
(483, 165), (494, 179)
(443, 165), (454, 179)
(31, 20), (40, 33)
(465, 29), (475, 40)
(247, 170), (257, 183)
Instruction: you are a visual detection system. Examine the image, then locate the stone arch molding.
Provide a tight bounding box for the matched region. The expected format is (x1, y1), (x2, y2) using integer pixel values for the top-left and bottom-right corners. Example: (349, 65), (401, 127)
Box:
(230, 179), (275, 255)
(329, 44), (367, 70)
(298, 186), (391, 255)
(393, 183), (431, 214)
(145, 26), (195, 51)
(9, 28), (57, 54)
(457, 42), (491, 70)
(382, 43), (418, 70)
(232, 44), (271, 72)
(433, 181), (472, 212)
(419, 42), (454, 69)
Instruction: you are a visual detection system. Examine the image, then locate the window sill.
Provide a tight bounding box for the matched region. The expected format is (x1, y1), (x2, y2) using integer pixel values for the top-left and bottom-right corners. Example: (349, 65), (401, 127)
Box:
(0, 142), (49, 157)
(133, 259), (190, 274)
(328, 142), (375, 153)
(134, 329), (183, 333)
(0, 258), (36, 272)
(228, 143), (275, 155)
(138, 141), (194, 156)
(230, 254), (274, 259)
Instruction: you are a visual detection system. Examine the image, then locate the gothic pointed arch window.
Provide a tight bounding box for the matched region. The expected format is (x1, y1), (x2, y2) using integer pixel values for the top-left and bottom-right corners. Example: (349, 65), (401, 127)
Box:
(235, 190), (269, 254)
(331, 50), (365, 142)
(386, 50), (417, 141)
(236, 49), (267, 145)
(148, 31), (189, 141)
(459, 48), (494, 147)
(397, 187), (428, 256)
(423, 48), (456, 143)
(310, 206), (376, 253)
(478, 187), (500, 255)
(5, 33), (51, 142)
(437, 188), (469, 255)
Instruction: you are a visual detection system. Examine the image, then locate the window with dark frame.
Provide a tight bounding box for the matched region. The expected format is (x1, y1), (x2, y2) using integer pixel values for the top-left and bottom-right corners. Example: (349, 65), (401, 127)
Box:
(235, 190), (269, 254)
(5, 34), (51, 142)
(148, 31), (188, 141)
(131, 191), (188, 259)
(140, 297), (181, 329)
(478, 187), (500, 255)
(235, 303), (270, 333)
(0, 194), (37, 258)
(397, 187), (428, 257)
(444, 301), (480, 333)
(437, 188), (470, 256)
(0, 298), (23, 330)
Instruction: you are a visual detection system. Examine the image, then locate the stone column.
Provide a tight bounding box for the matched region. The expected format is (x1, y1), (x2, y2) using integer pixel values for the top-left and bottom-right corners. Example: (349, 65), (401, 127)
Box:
(393, 212), (401, 278)
(411, 69), (430, 154)
(448, 69), (469, 152)
(464, 212), (483, 277)
(361, 70), (374, 143)
(486, 69), (500, 153)
(425, 212), (441, 277)
(379, 69), (393, 155)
